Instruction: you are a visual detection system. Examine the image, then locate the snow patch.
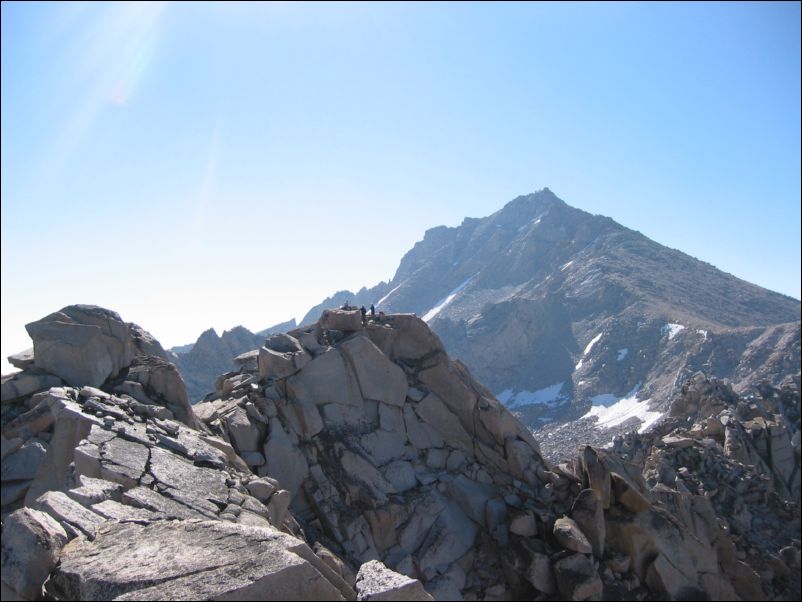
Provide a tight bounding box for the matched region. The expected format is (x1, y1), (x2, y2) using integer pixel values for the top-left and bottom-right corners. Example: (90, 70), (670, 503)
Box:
(576, 332), (603, 370)
(696, 329), (708, 340)
(617, 348), (629, 361)
(582, 386), (662, 433)
(376, 283), (403, 308)
(497, 383), (567, 410)
(560, 260), (574, 271)
(422, 276), (474, 322)
(661, 323), (685, 340)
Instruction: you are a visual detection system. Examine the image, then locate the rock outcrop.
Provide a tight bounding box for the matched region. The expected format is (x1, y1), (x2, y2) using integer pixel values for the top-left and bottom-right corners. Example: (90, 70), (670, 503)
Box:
(3, 305), (799, 601)
(194, 310), (800, 600)
(0, 308), (425, 601)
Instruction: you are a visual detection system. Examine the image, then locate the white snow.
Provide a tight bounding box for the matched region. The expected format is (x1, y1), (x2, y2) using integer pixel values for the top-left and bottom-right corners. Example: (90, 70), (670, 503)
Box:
(617, 348), (629, 361)
(497, 383), (567, 410)
(422, 276), (474, 322)
(582, 387), (662, 433)
(661, 323), (685, 340)
(376, 283), (403, 308)
(496, 389), (514, 404)
(696, 329), (708, 340)
(576, 332), (603, 370)
(560, 260), (574, 271)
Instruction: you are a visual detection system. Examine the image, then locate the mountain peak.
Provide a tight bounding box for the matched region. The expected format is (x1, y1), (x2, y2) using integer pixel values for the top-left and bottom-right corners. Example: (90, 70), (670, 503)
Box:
(304, 190), (800, 436)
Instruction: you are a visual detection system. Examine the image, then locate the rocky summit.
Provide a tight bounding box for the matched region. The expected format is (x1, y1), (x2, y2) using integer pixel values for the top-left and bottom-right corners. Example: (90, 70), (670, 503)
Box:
(301, 189), (801, 441)
(2, 304), (799, 601)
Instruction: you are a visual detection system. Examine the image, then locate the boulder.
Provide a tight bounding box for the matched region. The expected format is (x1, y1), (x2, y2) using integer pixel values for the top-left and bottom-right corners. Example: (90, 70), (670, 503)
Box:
(47, 520), (348, 601)
(1, 439), (48, 482)
(578, 446), (611, 510)
(286, 349), (363, 408)
(552, 553), (602, 601)
(0, 435), (24, 461)
(263, 420), (308, 500)
(67, 475), (122, 507)
(33, 491), (104, 540)
(611, 472), (651, 513)
(24, 392), (104, 504)
(341, 336), (407, 407)
(223, 406), (262, 452)
(416, 360), (476, 436)
(258, 345), (311, 381)
(267, 489), (292, 526)
(415, 393), (473, 452)
(233, 349), (259, 371)
(247, 477), (279, 502)
(264, 333), (305, 354)
(25, 305), (135, 387)
(526, 551), (555, 595)
(553, 517), (593, 554)
(509, 511), (537, 537)
(571, 489), (605, 558)
(355, 559), (434, 601)
(369, 314), (444, 362)
(645, 553), (702, 600)
(382, 461), (417, 493)
(403, 405), (444, 450)
(125, 355), (197, 429)
(7, 347), (35, 370)
(1, 371), (62, 403)
(279, 399), (324, 439)
(320, 309), (363, 332)
(360, 430), (408, 465)
(447, 475), (495, 526)
(3, 398), (55, 438)
(0, 507), (69, 599)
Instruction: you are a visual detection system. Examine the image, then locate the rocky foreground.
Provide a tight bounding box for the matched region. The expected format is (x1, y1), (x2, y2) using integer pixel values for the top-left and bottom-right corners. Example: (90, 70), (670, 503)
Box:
(1, 305), (800, 600)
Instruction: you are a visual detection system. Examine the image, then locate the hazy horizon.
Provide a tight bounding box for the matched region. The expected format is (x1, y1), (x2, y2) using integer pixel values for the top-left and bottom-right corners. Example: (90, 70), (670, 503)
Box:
(3, 2), (800, 372)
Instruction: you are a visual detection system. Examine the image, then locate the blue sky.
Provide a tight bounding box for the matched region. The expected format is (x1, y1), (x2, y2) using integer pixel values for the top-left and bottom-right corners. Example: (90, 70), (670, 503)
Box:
(2, 1), (800, 368)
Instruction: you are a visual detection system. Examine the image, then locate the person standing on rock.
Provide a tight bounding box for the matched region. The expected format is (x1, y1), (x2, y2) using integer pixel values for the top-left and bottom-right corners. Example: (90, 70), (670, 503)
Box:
(360, 305), (367, 326)
(370, 304), (375, 318)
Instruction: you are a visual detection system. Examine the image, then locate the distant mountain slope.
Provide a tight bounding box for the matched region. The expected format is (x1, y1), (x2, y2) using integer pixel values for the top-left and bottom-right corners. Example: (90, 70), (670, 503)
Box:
(302, 189), (800, 429)
(170, 319), (296, 402)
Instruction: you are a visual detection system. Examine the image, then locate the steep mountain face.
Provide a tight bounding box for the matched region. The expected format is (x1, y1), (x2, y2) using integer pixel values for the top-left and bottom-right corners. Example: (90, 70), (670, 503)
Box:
(2, 305), (799, 600)
(170, 319), (297, 402)
(302, 189), (801, 432)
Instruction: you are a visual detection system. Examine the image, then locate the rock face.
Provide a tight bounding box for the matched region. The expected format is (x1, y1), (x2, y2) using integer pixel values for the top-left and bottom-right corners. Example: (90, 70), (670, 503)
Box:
(193, 310), (800, 600)
(49, 520), (348, 601)
(300, 189), (801, 436)
(1, 309), (359, 601)
(2, 305), (799, 601)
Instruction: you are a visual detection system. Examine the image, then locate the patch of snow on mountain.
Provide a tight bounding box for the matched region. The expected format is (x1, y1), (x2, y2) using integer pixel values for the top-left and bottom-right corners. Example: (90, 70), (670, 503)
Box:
(617, 348), (628, 361)
(560, 260), (574, 271)
(575, 332), (603, 370)
(661, 323), (685, 340)
(422, 276), (474, 322)
(583, 387), (662, 433)
(376, 283), (404, 308)
(696, 329), (708, 340)
(496, 389), (513, 404)
(497, 383), (566, 410)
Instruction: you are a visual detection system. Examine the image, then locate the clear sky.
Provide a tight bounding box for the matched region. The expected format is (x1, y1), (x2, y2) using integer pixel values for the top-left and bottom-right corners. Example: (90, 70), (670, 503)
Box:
(2, 1), (800, 372)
